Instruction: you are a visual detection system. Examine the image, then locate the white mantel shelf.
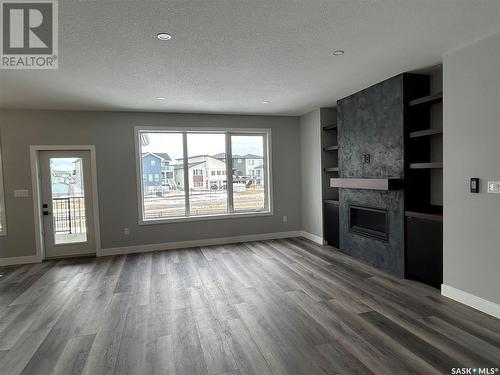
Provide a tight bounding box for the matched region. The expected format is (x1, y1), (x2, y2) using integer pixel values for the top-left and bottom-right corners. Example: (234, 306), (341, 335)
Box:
(330, 178), (403, 191)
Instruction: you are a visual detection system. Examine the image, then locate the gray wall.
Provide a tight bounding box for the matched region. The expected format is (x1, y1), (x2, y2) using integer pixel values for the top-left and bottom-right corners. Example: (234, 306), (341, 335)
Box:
(299, 109), (323, 238)
(0, 109), (300, 258)
(443, 31), (500, 304)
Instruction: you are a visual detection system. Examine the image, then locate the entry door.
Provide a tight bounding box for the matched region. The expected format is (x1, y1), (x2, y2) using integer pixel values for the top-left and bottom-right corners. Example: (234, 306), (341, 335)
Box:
(39, 150), (96, 258)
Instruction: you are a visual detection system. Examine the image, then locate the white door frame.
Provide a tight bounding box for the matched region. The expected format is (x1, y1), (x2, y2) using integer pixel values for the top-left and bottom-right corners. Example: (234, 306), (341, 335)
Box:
(30, 145), (101, 260)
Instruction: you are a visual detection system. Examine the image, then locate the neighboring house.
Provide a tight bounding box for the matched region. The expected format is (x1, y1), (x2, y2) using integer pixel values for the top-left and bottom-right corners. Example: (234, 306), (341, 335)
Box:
(174, 155), (227, 190)
(213, 152), (245, 176)
(72, 158), (84, 193)
(51, 170), (80, 196)
(242, 153), (264, 177)
(232, 156), (246, 176)
(213, 153), (261, 177)
(142, 152), (173, 188)
(253, 164), (264, 186)
(155, 152), (174, 184)
(174, 161), (205, 190)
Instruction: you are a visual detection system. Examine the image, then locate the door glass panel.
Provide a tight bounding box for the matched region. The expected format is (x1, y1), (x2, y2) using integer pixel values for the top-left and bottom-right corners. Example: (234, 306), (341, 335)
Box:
(50, 158), (87, 244)
(231, 135), (266, 211)
(187, 133), (228, 216)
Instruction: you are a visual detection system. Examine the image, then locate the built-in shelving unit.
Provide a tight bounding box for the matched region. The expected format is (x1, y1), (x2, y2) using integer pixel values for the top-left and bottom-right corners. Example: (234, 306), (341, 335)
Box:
(409, 162), (443, 169)
(408, 92), (442, 106)
(323, 145), (339, 152)
(322, 124), (337, 131)
(409, 128), (442, 138)
(323, 199), (339, 205)
(404, 70), (443, 288)
(323, 167), (339, 172)
(321, 108), (339, 247)
(405, 209), (442, 221)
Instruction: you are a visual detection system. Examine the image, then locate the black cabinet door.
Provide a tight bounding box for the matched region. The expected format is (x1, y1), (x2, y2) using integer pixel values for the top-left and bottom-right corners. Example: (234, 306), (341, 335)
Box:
(323, 203), (339, 248)
(406, 217), (443, 288)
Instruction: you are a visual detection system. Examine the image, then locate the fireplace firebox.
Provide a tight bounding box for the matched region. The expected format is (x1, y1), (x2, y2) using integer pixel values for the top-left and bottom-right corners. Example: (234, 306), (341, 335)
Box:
(349, 205), (388, 241)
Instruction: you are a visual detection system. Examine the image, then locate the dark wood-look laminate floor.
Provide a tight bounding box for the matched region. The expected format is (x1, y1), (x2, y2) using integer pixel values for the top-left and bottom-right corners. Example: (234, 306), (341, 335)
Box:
(0, 237), (498, 375)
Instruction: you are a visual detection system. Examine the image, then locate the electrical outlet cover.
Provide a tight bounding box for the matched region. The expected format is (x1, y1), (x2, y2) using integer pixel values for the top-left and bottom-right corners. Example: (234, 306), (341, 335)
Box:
(14, 189), (29, 198)
(487, 181), (500, 193)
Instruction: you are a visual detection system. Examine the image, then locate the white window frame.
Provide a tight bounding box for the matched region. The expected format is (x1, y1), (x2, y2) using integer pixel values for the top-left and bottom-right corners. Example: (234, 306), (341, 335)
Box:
(0, 144), (6, 236)
(135, 126), (273, 225)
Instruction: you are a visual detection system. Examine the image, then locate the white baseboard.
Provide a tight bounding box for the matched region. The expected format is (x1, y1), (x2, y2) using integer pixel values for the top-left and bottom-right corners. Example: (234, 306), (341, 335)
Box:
(101, 231), (302, 256)
(0, 255), (41, 266)
(299, 231), (325, 245)
(441, 284), (500, 319)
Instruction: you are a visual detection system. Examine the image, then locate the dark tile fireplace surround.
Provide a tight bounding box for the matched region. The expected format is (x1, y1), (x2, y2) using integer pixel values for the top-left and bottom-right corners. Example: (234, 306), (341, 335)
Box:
(335, 74), (425, 278)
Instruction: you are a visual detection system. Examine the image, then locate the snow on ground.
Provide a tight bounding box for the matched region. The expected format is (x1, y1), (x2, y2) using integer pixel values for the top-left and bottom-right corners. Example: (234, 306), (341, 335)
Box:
(144, 188), (265, 219)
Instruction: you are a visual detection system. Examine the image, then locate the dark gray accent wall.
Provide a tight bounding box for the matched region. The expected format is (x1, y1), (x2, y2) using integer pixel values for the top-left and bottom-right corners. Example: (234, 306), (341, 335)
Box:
(338, 76), (404, 179)
(337, 75), (405, 277)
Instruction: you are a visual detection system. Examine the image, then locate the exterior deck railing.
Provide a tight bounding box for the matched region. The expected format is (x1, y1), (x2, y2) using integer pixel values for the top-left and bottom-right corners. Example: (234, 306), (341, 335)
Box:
(53, 196), (86, 234)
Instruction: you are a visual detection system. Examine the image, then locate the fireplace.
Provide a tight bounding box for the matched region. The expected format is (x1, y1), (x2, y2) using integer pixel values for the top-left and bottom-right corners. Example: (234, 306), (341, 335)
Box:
(349, 205), (388, 241)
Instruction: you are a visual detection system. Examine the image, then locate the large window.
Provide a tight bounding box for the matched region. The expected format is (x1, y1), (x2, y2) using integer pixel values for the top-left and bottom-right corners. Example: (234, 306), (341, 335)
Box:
(0, 145), (6, 235)
(136, 128), (271, 223)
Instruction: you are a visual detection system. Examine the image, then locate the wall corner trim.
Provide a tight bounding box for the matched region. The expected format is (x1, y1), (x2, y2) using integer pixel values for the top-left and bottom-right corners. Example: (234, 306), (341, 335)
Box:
(0, 255), (41, 267)
(441, 284), (500, 319)
(299, 231), (325, 245)
(101, 231), (302, 256)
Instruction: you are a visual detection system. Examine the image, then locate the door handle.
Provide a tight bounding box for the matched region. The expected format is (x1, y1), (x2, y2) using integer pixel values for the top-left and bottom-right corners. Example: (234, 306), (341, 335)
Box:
(43, 211), (51, 216)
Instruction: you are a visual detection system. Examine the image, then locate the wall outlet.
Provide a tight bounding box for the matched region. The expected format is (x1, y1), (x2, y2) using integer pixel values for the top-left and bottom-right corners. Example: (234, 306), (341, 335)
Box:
(487, 181), (500, 193)
(282, 215), (288, 223)
(123, 228), (130, 235)
(14, 189), (29, 198)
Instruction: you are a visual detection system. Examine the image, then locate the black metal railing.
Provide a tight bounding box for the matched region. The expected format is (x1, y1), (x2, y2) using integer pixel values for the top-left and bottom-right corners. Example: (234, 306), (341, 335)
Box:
(53, 196), (86, 234)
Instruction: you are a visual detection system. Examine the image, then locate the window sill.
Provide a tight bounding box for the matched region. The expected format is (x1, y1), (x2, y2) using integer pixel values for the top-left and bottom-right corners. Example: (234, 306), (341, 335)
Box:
(139, 210), (273, 225)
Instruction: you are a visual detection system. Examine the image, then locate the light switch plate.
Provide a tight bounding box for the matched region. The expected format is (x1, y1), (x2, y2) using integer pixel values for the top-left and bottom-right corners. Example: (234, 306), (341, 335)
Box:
(487, 181), (500, 193)
(14, 189), (29, 198)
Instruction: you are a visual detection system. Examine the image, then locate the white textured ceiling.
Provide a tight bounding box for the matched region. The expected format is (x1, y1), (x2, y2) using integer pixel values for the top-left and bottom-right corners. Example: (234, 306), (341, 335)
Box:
(1, 0), (499, 116)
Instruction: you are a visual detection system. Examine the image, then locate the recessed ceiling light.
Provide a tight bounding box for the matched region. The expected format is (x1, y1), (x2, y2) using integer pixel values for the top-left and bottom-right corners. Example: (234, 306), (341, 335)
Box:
(331, 50), (345, 56)
(262, 100), (270, 104)
(156, 97), (166, 100)
(156, 33), (172, 41)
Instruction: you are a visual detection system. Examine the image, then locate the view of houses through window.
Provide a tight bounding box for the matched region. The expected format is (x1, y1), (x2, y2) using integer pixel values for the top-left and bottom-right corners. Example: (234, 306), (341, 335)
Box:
(187, 133), (228, 216)
(231, 135), (266, 211)
(141, 132), (185, 219)
(138, 129), (269, 221)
